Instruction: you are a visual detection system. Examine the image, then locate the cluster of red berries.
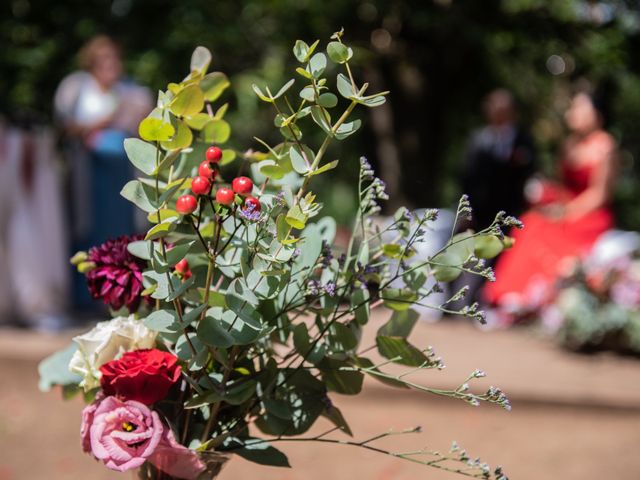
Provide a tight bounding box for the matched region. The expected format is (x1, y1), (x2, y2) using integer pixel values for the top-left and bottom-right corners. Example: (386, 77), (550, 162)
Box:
(175, 146), (261, 216)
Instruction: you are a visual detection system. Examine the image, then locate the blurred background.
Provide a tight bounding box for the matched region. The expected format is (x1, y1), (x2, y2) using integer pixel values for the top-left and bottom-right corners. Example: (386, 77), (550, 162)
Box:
(2, 0), (640, 479)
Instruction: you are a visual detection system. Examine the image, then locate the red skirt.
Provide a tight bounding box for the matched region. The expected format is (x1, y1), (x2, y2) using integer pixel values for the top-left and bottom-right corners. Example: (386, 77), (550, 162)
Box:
(484, 208), (613, 307)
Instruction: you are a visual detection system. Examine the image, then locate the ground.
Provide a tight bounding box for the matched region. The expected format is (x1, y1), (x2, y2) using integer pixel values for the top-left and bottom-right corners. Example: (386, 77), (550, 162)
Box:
(1, 315), (639, 480)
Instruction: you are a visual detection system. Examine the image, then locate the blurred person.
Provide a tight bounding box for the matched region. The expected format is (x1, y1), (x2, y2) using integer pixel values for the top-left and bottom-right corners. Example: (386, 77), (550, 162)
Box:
(0, 115), (70, 331)
(484, 89), (617, 321)
(463, 89), (537, 231)
(54, 35), (152, 310)
(452, 90), (536, 308)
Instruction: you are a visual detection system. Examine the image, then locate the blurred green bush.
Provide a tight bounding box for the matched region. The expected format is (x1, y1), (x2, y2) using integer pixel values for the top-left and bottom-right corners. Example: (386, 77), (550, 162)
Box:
(3, 0), (640, 227)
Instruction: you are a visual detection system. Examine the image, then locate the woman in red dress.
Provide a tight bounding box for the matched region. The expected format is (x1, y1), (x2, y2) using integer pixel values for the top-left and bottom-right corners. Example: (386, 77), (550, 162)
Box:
(484, 91), (617, 317)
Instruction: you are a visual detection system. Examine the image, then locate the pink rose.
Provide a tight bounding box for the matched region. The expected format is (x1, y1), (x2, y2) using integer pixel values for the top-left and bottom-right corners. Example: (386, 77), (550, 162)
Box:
(81, 396), (205, 479)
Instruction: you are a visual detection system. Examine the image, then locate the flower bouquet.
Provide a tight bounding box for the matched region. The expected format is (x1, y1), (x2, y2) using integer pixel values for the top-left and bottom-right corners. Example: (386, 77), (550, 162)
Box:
(39, 31), (516, 479)
(541, 232), (640, 354)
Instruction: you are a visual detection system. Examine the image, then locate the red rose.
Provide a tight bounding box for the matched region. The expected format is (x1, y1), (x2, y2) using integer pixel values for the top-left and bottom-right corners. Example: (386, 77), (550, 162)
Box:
(99, 349), (181, 405)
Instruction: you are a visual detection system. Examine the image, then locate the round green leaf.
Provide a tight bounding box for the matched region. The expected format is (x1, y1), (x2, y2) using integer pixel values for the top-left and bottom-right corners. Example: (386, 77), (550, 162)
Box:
(170, 84), (205, 117)
(432, 252), (462, 282)
(190, 46), (212, 74)
(138, 118), (175, 142)
(160, 119), (193, 150)
(318, 93), (338, 108)
(203, 119), (231, 143)
(474, 235), (505, 259)
(201, 72), (230, 102)
(123, 138), (157, 175)
(327, 41), (353, 64)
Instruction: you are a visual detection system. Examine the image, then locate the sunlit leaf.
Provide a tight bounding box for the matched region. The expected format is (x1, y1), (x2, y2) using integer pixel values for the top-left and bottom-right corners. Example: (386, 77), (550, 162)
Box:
(201, 72), (230, 101)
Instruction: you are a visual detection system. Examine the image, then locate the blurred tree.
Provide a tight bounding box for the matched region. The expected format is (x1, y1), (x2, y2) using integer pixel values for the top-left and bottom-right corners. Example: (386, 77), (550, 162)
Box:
(2, 0), (640, 227)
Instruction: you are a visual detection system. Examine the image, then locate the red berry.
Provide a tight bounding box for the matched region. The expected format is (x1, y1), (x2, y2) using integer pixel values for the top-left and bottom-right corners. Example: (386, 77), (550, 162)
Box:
(232, 176), (253, 195)
(244, 196), (261, 212)
(198, 160), (216, 179)
(216, 187), (235, 206)
(182, 270), (192, 281)
(175, 259), (189, 274)
(191, 176), (212, 196)
(206, 146), (223, 163)
(176, 194), (198, 215)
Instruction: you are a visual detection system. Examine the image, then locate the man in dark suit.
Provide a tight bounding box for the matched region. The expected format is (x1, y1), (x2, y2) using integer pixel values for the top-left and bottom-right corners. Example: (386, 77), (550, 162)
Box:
(463, 89), (536, 231)
(451, 89), (536, 311)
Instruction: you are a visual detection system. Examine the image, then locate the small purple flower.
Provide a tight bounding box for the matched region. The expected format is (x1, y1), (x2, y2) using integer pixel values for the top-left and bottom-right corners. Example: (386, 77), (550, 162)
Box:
(363, 264), (380, 275)
(86, 235), (148, 312)
(323, 281), (337, 297)
(307, 280), (321, 296)
(275, 190), (287, 206)
(321, 240), (334, 266)
(239, 202), (262, 222)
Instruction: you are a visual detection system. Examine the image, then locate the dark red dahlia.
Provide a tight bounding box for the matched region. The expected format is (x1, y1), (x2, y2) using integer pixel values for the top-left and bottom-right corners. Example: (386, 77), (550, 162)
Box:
(86, 235), (149, 312)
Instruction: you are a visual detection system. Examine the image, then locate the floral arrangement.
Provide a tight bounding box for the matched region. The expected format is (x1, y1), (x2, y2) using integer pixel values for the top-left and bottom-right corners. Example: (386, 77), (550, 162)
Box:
(541, 232), (640, 354)
(39, 31), (517, 480)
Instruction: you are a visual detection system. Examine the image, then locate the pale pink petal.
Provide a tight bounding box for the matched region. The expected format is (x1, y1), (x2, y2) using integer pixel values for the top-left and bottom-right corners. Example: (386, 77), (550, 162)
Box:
(101, 435), (134, 462)
(149, 426), (206, 480)
(105, 455), (146, 472)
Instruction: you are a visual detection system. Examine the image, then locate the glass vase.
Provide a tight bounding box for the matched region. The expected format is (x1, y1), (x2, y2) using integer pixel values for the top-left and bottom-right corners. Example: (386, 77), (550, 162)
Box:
(134, 452), (231, 480)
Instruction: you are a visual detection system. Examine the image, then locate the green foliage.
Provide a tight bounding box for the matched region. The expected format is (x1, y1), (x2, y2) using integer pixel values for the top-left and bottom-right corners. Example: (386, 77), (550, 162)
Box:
(4, 1), (640, 228)
(38, 343), (81, 391)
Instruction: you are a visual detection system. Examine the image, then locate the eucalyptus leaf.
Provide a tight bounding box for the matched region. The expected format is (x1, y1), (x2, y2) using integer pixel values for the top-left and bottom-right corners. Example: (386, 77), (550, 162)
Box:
(321, 367), (363, 395)
(376, 336), (429, 367)
(203, 119), (231, 144)
(170, 84), (205, 117)
(201, 72), (230, 101)
(198, 312), (235, 348)
(289, 145), (311, 174)
(225, 438), (291, 468)
(145, 221), (175, 240)
(318, 92), (338, 108)
(309, 160), (338, 176)
(165, 241), (195, 266)
(381, 287), (418, 311)
(160, 118), (192, 150)
(127, 240), (152, 260)
(308, 52), (327, 78)
(121, 180), (157, 213)
(326, 41), (353, 64)
(299, 85), (315, 102)
(336, 73), (355, 99)
(139, 118), (175, 142)
(310, 106), (331, 134)
(38, 343), (81, 391)
(190, 46), (212, 74)
(124, 138), (157, 175)
(293, 39), (310, 63)
(335, 119), (361, 140)
(144, 309), (179, 333)
(378, 309), (419, 338)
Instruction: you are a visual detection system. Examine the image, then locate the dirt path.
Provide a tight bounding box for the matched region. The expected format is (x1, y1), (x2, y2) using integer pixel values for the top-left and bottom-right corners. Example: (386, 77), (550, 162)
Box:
(1, 317), (639, 480)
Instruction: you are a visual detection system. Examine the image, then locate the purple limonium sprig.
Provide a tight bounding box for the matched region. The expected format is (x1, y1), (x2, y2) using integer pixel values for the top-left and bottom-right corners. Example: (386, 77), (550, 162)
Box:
(307, 279), (321, 296)
(239, 202), (262, 222)
(323, 281), (337, 297)
(320, 240), (334, 267)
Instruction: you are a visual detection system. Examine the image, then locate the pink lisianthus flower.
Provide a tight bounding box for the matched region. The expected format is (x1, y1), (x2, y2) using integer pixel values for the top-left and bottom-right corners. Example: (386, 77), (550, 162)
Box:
(81, 396), (205, 479)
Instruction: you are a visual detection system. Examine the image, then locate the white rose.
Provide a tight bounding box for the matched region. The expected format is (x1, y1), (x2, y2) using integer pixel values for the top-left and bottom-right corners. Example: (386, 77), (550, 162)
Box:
(69, 315), (157, 390)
